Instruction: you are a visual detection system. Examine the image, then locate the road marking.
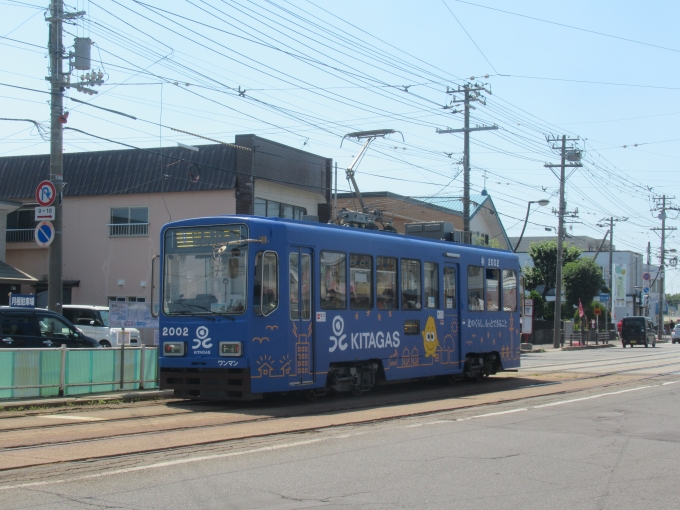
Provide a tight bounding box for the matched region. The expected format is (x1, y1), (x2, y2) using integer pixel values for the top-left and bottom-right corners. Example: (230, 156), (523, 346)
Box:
(41, 415), (104, 421)
(532, 386), (651, 408)
(0, 437), (328, 492)
(457, 408), (528, 421)
(1, 382), (673, 491)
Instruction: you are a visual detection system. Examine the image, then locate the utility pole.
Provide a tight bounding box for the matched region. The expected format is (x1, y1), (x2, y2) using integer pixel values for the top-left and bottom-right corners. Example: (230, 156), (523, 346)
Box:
(437, 83), (497, 244)
(646, 241), (651, 316)
(47, 1), (66, 314)
(545, 135), (582, 349)
(46, 3), (89, 312)
(597, 216), (627, 327)
(651, 195), (678, 342)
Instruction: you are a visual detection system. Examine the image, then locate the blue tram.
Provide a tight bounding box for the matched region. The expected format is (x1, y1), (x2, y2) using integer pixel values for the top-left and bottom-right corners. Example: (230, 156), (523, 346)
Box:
(156, 216), (522, 399)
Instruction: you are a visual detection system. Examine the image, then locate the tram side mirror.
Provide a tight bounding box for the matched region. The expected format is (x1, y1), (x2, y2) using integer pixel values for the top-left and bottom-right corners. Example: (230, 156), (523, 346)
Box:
(229, 257), (240, 279)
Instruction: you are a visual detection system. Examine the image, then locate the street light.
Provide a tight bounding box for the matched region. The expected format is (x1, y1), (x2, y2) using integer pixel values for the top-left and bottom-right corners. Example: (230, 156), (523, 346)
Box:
(513, 199), (550, 253)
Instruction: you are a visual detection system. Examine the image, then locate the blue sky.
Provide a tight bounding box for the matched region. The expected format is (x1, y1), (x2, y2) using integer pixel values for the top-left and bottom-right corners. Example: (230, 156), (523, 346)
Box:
(2, 0), (680, 290)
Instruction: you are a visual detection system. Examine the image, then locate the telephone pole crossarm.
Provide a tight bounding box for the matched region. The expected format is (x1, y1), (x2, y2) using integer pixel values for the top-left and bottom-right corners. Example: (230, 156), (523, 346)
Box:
(436, 82), (496, 243)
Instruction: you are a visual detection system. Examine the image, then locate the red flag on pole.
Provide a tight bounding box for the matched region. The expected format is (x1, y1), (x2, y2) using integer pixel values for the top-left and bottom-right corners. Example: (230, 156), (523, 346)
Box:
(578, 299), (585, 318)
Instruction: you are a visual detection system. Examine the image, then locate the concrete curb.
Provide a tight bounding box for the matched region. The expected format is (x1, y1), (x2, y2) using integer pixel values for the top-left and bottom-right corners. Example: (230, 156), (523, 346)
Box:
(0, 389), (174, 411)
(561, 343), (616, 351)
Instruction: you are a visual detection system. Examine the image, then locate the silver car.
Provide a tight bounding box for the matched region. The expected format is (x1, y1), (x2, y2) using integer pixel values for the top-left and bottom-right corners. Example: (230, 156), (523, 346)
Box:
(672, 325), (680, 344)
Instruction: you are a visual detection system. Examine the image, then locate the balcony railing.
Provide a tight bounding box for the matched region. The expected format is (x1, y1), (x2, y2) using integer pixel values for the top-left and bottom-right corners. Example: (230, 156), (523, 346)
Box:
(6, 229), (35, 243)
(108, 223), (149, 237)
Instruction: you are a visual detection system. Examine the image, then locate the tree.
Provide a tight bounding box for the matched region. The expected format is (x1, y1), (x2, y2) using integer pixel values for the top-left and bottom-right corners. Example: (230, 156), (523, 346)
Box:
(473, 235), (504, 249)
(522, 240), (582, 300)
(666, 293), (680, 308)
(529, 290), (544, 319)
(562, 257), (606, 310)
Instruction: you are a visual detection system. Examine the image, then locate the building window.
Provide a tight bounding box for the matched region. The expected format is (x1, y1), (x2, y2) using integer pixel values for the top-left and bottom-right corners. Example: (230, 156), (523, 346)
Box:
(109, 207), (149, 237)
(127, 297), (146, 302)
(108, 296), (126, 303)
(6, 209), (37, 243)
(254, 198), (306, 219)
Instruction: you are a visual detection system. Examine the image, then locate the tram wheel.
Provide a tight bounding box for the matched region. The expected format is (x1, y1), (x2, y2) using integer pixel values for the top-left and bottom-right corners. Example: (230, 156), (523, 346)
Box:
(475, 373), (483, 382)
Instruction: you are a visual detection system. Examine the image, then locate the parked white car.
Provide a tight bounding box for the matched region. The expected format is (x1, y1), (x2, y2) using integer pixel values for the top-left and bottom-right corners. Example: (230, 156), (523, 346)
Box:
(62, 305), (141, 347)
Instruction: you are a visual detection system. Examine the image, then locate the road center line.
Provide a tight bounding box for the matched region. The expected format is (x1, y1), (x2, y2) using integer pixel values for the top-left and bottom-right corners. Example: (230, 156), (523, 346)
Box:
(0, 437), (328, 492)
(41, 415), (104, 421)
(532, 386), (651, 408)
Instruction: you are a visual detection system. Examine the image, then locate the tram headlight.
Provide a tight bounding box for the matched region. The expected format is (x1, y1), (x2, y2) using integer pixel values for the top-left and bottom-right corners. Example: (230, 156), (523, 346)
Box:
(164, 342), (186, 356)
(219, 341), (242, 357)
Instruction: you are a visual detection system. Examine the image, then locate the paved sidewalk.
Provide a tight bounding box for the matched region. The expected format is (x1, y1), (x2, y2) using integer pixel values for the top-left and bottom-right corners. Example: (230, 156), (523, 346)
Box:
(523, 335), (672, 353)
(0, 389), (174, 411)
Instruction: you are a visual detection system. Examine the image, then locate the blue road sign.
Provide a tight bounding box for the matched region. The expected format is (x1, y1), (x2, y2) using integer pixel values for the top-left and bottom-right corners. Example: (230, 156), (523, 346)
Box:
(35, 220), (55, 247)
(9, 294), (35, 308)
(643, 287), (650, 294)
(599, 293), (610, 302)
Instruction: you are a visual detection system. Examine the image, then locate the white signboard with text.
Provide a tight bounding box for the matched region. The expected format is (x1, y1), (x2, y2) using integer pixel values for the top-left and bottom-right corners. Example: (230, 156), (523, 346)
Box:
(109, 301), (159, 329)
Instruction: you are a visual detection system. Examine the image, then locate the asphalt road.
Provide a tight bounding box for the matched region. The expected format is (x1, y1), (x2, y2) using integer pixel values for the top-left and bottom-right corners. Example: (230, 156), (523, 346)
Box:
(1, 345), (679, 509)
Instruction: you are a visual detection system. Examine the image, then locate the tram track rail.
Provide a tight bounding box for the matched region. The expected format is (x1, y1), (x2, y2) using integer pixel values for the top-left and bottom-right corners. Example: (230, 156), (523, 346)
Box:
(2, 349), (680, 441)
(1, 364), (678, 473)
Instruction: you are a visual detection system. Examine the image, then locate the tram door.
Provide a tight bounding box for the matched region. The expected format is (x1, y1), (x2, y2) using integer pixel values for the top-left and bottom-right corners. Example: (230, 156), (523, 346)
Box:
(289, 247), (314, 384)
(443, 264), (461, 368)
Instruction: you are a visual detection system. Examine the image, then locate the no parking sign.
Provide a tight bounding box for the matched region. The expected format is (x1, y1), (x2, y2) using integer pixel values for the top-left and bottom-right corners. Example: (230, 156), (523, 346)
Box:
(35, 221), (55, 247)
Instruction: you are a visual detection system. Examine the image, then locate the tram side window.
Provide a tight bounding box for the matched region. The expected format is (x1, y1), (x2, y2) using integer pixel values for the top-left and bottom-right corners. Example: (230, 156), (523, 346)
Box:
(502, 269), (518, 312)
(468, 266), (484, 311)
(424, 262), (439, 309)
(444, 267), (456, 309)
(289, 252), (312, 320)
(486, 268), (500, 311)
(376, 256), (397, 309)
(350, 254), (373, 310)
(401, 259), (422, 310)
(254, 251), (278, 316)
(320, 251), (346, 309)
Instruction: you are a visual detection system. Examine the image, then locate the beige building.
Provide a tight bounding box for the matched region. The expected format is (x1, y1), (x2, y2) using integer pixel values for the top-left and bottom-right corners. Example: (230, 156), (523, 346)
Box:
(0, 135), (332, 313)
(334, 191), (511, 249)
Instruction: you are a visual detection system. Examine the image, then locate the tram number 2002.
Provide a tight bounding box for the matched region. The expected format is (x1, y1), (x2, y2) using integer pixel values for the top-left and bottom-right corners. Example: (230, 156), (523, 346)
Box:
(162, 327), (189, 336)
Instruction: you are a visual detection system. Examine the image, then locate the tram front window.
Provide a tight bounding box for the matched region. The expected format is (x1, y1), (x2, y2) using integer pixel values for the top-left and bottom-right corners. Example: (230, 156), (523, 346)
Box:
(163, 225), (249, 315)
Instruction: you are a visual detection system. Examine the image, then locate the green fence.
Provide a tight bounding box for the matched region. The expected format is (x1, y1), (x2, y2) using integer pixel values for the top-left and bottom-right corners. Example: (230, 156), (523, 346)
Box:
(0, 346), (158, 400)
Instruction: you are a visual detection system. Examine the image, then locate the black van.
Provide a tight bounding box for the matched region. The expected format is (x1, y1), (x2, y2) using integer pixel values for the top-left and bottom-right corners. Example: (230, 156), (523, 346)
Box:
(621, 316), (656, 348)
(0, 307), (100, 348)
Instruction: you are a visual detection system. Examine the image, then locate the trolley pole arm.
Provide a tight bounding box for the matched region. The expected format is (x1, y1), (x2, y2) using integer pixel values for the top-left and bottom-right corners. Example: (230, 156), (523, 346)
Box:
(345, 137), (375, 213)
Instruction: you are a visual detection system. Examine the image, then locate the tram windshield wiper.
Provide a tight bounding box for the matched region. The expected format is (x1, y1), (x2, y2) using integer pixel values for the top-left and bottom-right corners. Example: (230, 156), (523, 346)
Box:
(178, 303), (236, 321)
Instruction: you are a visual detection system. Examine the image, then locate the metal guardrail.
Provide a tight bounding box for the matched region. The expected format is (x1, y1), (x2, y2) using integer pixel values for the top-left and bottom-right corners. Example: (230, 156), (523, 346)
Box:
(107, 223), (149, 237)
(6, 229), (35, 243)
(0, 345), (158, 398)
